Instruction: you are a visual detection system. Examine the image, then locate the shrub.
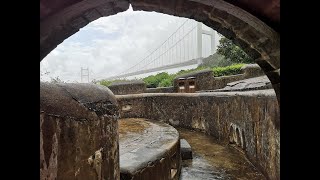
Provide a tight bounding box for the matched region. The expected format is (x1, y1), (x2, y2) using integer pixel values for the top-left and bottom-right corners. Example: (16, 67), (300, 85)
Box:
(159, 78), (173, 87)
(212, 63), (244, 77)
(175, 66), (207, 76)
(199, 53), (233, 68)
(98, 79), (128, 87)
(143, 72), (173, 88)
(99, 80), (113, 86)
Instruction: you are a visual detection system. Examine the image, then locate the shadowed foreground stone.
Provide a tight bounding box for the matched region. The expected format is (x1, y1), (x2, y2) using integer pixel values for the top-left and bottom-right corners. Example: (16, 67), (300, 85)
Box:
(119, 118), (181, 180)
(40, 82), (120, 180)
(180, 139), (192, 160)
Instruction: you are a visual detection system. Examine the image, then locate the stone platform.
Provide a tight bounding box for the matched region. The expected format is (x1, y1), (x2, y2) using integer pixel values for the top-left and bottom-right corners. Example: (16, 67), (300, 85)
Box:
(119, 118), (181, 180)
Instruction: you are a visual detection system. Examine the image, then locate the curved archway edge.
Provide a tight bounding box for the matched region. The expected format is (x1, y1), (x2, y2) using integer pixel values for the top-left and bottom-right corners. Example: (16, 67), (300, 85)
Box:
(40, 0), (280, 103)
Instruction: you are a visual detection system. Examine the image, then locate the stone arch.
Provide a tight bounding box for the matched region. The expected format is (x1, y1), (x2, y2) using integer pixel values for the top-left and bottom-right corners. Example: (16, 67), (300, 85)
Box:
(242, 129), (246, 150)
(229, 125), (235, 144)
(40, 0), (280, 102)
(235, 128), (241, 147)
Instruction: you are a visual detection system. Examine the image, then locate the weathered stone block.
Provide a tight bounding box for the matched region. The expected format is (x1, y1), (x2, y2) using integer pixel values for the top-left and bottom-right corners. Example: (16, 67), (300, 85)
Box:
(119, 118), (181, 180)
(40, 82), (120, 180)
(108, 80), (146, 95)
(180, 139), (192, 160)
(174, 69), (213, 92)
(241, 64), (264, 78)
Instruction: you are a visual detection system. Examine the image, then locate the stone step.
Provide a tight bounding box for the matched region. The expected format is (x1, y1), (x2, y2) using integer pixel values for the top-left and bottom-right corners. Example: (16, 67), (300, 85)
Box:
(180, 139), (193, 160)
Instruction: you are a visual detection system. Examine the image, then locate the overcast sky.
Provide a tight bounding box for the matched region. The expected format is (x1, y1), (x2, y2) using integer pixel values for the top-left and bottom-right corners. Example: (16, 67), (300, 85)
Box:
(40, 5), (220, 82)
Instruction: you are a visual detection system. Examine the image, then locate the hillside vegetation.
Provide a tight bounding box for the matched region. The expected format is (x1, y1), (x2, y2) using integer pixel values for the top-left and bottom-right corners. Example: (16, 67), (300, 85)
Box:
(99, 63), (245, 88)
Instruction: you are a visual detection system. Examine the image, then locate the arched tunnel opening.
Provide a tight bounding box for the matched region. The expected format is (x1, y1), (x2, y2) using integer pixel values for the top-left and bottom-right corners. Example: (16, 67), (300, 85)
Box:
(40, 1), (280, 180)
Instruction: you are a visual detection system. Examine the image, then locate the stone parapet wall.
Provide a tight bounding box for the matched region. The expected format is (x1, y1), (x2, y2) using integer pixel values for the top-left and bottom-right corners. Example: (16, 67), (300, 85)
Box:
(212, 64), (265, 90)
(116, 90), (279, 180)
(212, 74), (246, 90)
(174, 69), (213, 92)
(40, 82), (120, 180)
(145, 86), (175, 93)
(173, 64), (266, 91)
(108, 80), (146, 95)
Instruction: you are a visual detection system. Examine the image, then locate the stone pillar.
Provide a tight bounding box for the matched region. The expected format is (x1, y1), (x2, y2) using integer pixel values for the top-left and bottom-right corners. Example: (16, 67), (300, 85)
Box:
(40, 82), (120, 180)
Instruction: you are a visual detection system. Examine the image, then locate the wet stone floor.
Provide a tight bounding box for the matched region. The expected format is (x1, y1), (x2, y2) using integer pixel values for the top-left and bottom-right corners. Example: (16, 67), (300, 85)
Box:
(178, 128), (266, 180)
(118, 118), (179, 177)
(118, 118), (266, 180)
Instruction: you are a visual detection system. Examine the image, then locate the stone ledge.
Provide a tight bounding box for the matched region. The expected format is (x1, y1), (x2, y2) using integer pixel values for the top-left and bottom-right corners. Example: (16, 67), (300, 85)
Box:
(119, 118), (181, 179)
(180, 139), (193, 160)
(40, 82), (118, 119)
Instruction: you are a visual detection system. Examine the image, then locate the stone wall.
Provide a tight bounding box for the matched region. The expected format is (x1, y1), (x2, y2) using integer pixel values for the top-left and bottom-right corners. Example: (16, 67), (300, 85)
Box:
(173, 64), (266, 92)
(174, 69), (213, 92)
(212, 64), (265, 90)
(242, 63), (265, 77)
(145, 86), (175, 93)
(115, 91), (280, 180)
(40, 82), (120, 180)
(212, 74), (246, 90)
(108, 80), (146, 95)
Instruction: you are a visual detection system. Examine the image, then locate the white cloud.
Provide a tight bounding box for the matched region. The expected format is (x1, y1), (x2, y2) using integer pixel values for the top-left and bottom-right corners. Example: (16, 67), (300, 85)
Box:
(40, 6), (218, 82)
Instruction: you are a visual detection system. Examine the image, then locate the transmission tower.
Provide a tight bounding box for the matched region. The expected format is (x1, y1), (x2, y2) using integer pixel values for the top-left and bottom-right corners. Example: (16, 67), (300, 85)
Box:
(80, 67), (89, 83)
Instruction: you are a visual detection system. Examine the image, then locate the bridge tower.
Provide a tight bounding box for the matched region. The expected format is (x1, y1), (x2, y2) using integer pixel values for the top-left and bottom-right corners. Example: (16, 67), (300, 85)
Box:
(196, 22), (216, 65)
(81, 67), (89, 83)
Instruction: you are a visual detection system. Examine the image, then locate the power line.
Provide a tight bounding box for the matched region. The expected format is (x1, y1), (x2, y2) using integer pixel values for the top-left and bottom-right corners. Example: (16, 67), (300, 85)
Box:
(104, 20), (217, 80)
(120, 18), (191, 75)
(138, 24), (197, 70)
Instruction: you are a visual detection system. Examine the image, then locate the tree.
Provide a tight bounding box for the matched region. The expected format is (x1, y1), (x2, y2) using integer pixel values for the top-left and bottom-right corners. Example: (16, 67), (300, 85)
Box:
(217, 37), (254, 64)
(40, 70), (50, 81)
(50, 76), (65, 83)
(91, 79), (98, 84)
(199, 53), (233, 68)
(159, 78), (173, 87)
(143, 72), (173, 88)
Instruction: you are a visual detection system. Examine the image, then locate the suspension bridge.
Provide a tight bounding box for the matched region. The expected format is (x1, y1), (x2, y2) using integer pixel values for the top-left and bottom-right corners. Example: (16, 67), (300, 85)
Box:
(104, 19), (217, 80)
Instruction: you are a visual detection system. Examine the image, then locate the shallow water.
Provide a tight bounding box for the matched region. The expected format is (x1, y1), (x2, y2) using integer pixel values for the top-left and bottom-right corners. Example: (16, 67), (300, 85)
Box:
(178, 128), (266, 180)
